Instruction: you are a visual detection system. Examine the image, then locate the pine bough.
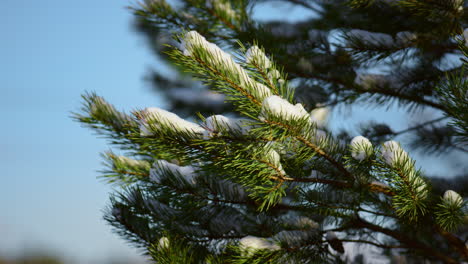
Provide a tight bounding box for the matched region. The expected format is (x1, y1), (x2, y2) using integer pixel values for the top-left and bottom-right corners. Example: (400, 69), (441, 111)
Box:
(75, 28), (467, 263)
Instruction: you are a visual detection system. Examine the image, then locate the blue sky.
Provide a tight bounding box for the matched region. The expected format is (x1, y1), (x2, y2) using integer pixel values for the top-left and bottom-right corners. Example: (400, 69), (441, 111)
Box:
(0, 0), (161, 262)
(0, 0), (463, 263)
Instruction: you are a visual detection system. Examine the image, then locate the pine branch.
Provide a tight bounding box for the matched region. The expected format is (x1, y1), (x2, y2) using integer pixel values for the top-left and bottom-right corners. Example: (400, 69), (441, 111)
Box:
(76, 1), (468, 262)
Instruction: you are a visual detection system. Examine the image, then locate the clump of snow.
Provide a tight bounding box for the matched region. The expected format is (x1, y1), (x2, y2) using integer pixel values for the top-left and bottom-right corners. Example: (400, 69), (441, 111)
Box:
(350, 136), (373, 161)
(246, 45), (272, 69)
(150, 160), (197, 185)
(260, 95), (309, 122)
(443, 190), (464, 206)
(264, 147), (285, 175)
(158, 237), (170, 250)
(139, 107), (205, 136)
(179, 31), (202, 57)
(381, 140), (408, 166)
(239, 235), (280, 255)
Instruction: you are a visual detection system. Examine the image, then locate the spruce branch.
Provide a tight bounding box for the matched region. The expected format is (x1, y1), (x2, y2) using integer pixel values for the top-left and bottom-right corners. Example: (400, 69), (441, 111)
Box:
(75, 2), (468, 262)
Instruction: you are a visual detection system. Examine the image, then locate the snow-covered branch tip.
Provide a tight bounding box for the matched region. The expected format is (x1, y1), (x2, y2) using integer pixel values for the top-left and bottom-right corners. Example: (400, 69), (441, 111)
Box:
(380, 141), (429, 218)
(263, 145), (285, 176)
(436, 190), (465, 231)
(442, 190), (464, 207)
(245, 45), (284, 86)
(259, 95), (329, 127)
(239, 235), (280, 256)
(138, 107), (205, 137)
(350, 136), (373, 161)
(179, 31), (273, 103)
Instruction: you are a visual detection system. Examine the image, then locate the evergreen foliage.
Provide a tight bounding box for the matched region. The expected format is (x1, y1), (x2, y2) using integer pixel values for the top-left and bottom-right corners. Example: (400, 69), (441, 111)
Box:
(75, 0), (468, 263)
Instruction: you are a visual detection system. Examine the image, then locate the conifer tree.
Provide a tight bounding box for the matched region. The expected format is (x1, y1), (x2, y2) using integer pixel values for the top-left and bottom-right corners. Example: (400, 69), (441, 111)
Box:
(75, 0), (468, 263)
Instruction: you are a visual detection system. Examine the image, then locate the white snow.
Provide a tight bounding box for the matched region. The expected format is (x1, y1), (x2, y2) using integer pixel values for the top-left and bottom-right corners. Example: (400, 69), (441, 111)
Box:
(381, 140), (408, 166)
(252, 82), (274, 100)
(158, 237), (170, 250)
(180, 31), (273, 101)
(265, 147), (285, 175)
(350, 136), (372, 161)
(260, 95), (309, 122)
(443, 190), (463, 206)
(139, 107), (205, 136)
(239, 235), (280, 254)
(246, 45), (271, 69)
